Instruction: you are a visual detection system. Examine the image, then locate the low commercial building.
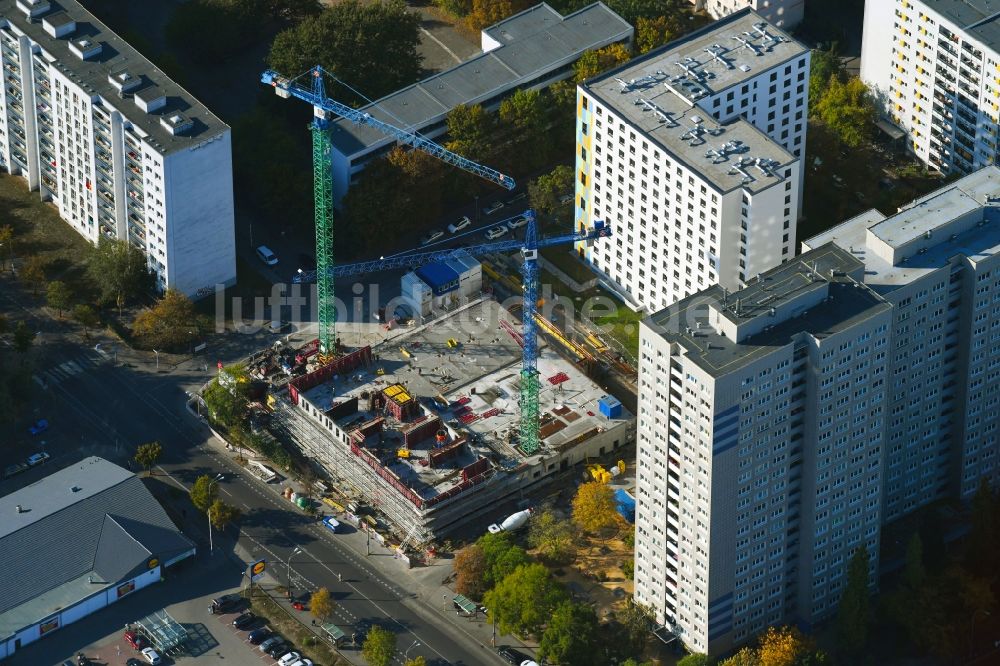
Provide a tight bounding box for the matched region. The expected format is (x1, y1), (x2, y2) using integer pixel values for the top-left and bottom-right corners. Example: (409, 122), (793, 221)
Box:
(0, 456), (195, 659)
(401, 250), (482, 317)
(328, 2), (633, 205)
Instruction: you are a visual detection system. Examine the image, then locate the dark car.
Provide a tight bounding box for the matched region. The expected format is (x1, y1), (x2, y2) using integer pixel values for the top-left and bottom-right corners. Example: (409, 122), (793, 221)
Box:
(497, 646), (531, 664)
(354, 619), (371, 644)
(210, 594), (241, 614)
(233, 612), (257, 629)
(248, 627), (271, 645)
(126, 660), (144, 666)
(266, 641), (290, 658)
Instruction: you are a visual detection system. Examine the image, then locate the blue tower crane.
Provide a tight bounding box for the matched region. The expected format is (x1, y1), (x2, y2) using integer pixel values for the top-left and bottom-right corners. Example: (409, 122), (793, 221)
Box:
(295, 211), (612, 455)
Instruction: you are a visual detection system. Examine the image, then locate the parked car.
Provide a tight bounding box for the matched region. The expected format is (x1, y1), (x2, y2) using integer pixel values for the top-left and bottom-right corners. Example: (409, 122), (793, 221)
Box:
(497, 646), (531, 664)
(289, 660), (314, 666)
(521, 661), (540, 666)
(485, 225), (508, 240)
(259, 636), (284, 652)
(248, 628), (271, 645)
(26, 452), (50, 466)
(420, 230), (445, 246)
(322, 516), (340, 533)
(29, 418), (48, 435)
(126, 660), (144, 666)
(209, 594), (241, 614)
(233, 612), (257, 630)
(278, 652), (301, 666)
(507, 216), (528, 230)
(266, 642), (291, 658)
(506, 191), (527, 205)
(123, 630), (145, 649)
(140, 647), (161, 665)
(482, 200), (504, 215)
(3, 462), (29, 478)
(448, 216), (472, 234)
(256, 245), (279, 266)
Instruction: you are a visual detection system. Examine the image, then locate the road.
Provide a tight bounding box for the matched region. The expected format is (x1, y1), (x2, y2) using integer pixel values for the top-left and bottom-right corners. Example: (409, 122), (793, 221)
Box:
(8, 333), (504, 666)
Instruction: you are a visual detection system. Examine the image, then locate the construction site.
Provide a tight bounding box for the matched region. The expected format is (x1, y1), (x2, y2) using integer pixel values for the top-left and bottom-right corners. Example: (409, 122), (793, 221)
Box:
(259, 298), (635, 544)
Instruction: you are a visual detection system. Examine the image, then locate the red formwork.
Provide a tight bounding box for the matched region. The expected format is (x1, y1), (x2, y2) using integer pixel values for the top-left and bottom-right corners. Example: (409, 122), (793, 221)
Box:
(428, 438), (466, 468)
(288, 346), (373, 405)
(401, 417), (442, 448)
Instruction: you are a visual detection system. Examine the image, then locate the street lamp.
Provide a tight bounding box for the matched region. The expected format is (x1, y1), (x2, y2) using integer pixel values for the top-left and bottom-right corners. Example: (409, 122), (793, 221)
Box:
(286, 546), (303, 599)
(207, 473), (224, 554)
(152, 349), (159, 371)
(404, 640), (420, 659)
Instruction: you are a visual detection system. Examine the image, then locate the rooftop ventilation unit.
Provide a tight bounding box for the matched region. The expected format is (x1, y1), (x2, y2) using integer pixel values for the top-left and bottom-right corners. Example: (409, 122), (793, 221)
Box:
(753, 23), (784, 50)
(134, 86), (166, 113)
(752, 157), (780, 177)
(42, 11), (76, 39)
(108, 70), (142, 96)
(638, 98), (677, 126)
(69, 38), (102, 61)
(16, 0), (50, 19)
(732, 34), (762, 56)
(160, 112), (193, 136)
(704, 44), (734, 70)
(728, 156), (755, 184)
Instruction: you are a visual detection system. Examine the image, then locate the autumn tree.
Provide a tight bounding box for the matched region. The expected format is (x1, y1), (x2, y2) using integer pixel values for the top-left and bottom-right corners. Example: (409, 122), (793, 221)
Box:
(572, 481), (622, 534)
(0, 225), (13, 270)
(310, 587), (335, 622)
(72, 304), (100, 339)
(190, 474), (221, 512)
(46, 280), (73, 318)
(131, 288), (205, 352)
(574, 43), (631, 83)
(87, 238), (154, 315)
(464, 0), (530, 31)
(362, 625), (397, 666)
(202, 363), (251, 426)
(719, 648), (757, 666)
(528, 508), (576, 563)
(836, 545), (871, 654)
(208, 498), (241, 530)
(636, 15), (676, 54)
(19, 255), (46, 294)
(538, 601), (602, 665)
(454, 543), (488, 599)
(756, 625), (812, 666)
(529, 165), (574, 222)
(404, 657), (427, 666)
(483, 562), (568, 636)
(268, 0), (422, 105)
(814, 77), (877, 149)
(133, 441), (163, 475)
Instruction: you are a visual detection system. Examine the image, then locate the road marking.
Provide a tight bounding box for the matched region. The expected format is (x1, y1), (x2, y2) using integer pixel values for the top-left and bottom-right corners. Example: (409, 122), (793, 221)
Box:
(420, 26), (462, 65)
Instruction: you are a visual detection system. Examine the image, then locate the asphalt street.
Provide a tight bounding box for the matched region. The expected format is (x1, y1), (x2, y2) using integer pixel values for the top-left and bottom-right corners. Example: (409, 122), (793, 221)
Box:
(6, 333), (503, 666)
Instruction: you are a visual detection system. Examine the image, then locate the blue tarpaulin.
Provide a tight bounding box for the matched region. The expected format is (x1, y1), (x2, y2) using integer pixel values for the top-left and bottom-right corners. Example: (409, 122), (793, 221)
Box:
(615, 488), (635, 523)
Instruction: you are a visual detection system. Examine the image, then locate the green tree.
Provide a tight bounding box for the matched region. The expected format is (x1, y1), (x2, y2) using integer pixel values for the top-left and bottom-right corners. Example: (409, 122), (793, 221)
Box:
(45, 280), (73, 318)
(133, 441), (163, 475)
(814, 76), (877, 149)
(340, 157), (416, 256)
(483, 562), (568, 636)
(528, 508), (576, 563)
(446, 103), (496, 161)
(190, 474), (221, 512)
(0, 313), (7, 337)
(605, 0), (682, 24)
(621, 660), (654, 666)
(12, 321), (34, 355)
(166, 0), (243, 63)
(529, 165), (574, 222)
(574, 43), (631, 83)
(677, 655), (711, 666)
(454, 543), (488, 599)
(636, 15), (677, 54)
(477, 531), (530, 590)
(0, 224), (13, 271)
(539, 601), (602, 665)
(809, 47), (846, 112)
(72, 304), (100, 339)
(310, 586), (335, 622)
(572, 481), (622, 534)
(87, 238), (154, 316)
(131, 289), (205, 352)
(433, 0), (471, 16)
(966, 477), (996, 576)
(499, 88), (545, 132)
(464, 0), (530, 31)
(208, 498), (241, 530)
(202, 363), (251, 426)
(361, 625), (397, 666)
(267, 0), (422, 105)
(718, 648), (758, 666)
(615, 599), (654, 655)
(404, 656), (427, 666)
(19, 255), (46, 295)
(836, 545), (870, 654)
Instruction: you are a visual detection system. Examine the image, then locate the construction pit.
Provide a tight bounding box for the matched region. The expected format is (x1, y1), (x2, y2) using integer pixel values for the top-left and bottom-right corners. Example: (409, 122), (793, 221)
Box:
(269, 298), (636, 546)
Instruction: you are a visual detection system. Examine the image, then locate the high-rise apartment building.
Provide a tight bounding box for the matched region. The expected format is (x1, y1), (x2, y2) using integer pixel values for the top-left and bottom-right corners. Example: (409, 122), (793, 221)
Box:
(691, 0), (805, 29)
(861, 0), (1000, 175)
(635, 166), (1000, 657)
(0, 0), (236, 295)
(804, 165), (1000, 516)
(574, 10), (809, 313)
(635, 244), (889, 655)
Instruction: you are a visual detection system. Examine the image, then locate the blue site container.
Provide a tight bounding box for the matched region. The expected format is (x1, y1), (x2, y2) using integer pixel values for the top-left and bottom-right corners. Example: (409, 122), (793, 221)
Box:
(598, 395), (622, 419)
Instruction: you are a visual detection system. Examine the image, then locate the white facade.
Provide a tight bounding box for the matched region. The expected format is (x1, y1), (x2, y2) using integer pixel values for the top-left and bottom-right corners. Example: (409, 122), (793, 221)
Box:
(861, 0), (1000, 175)
(692, 0), (805, 29)
(804, 165), (1000, 515)
(635, 245), (889, 655)
(0, 0), (235, 295)
(575, 10), (808, 313)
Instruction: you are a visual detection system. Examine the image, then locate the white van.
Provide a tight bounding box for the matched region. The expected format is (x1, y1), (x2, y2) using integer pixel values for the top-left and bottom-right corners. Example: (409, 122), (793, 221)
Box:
(256, 245), (279, 266)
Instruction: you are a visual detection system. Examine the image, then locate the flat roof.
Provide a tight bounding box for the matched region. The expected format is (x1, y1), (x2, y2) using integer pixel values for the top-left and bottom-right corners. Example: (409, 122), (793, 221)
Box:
(0, 0), (228, 154)
(646, 245), (892, 377)
(921, 0), (1000, 52)
(582, 9), (802, 193)
(328, 2), (632, 157)
(804, 166), (1000, 291)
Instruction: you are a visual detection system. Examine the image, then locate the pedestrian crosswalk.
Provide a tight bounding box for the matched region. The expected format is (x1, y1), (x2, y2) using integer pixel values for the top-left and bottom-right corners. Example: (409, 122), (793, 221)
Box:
(32, 354), (99, 388)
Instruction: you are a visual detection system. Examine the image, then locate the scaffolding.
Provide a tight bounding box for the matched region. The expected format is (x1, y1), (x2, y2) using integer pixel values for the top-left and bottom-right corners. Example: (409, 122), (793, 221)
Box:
(132, 609), (188, 652)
